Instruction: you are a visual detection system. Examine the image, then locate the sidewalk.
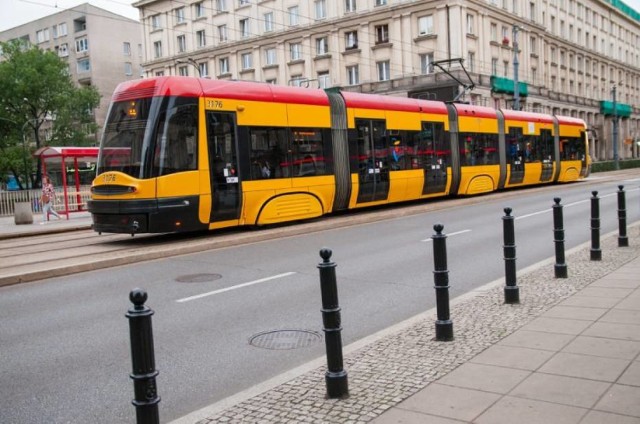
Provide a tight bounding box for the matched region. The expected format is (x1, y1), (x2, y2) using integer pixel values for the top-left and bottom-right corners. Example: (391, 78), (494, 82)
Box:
(0, 211), (92, 239)
(176, 225), (640, 424)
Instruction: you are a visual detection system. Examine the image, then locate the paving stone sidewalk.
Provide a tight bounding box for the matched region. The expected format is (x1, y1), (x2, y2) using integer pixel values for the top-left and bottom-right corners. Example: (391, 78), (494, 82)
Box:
(183, 227), (640, 424)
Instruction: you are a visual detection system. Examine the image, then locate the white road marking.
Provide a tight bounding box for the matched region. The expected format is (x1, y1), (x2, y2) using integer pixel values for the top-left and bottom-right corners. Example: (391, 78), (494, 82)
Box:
(176, 272), (296, 303)
(421, 229), (471, 242)
(515, 191), (621, 220)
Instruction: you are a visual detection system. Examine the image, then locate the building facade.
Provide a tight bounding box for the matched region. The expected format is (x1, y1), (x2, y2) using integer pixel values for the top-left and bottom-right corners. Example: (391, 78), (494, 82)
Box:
(133, 0), (639, 161)
(0, 3), (144, 142)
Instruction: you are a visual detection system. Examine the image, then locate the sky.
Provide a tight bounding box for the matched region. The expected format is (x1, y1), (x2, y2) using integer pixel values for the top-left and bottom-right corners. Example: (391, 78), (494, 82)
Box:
(1, 0), (640, 32)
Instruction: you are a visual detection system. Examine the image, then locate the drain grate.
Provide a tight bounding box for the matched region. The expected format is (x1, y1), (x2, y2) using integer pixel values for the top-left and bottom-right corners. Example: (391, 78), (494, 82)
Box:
(249, 329), (322, 350)
(175, 273), (222, 283)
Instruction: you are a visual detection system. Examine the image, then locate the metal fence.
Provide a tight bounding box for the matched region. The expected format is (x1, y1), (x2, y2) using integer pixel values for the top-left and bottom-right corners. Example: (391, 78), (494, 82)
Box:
(0, 185), (92, 216)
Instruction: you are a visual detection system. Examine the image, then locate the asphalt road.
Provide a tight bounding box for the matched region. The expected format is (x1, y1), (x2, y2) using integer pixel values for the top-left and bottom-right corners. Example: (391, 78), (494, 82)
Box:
(1, 172), (639, 423)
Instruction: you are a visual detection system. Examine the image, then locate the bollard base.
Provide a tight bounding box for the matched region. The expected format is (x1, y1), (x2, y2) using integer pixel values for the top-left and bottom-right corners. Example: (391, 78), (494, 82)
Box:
(619, 237), (629, 247)
(504, 286), (520, 304)
(590, 249), (602, 261)
(435, 320), (454, 341)
(325, 370), (349, 399)
(554, 264), (568, 278)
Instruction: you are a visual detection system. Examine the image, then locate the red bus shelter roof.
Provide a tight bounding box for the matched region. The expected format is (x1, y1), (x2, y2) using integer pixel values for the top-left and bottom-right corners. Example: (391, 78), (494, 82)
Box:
(33, 146), (99, 160)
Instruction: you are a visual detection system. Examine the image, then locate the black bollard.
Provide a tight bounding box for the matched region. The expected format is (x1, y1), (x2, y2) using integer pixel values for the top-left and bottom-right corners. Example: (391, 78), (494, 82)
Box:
(503, 208), (520, 304)
(431, 224), (454, 341)
(317, 248), (349, 399)
(590, 191), (602, 261)
(618, 185), (629, 247)
(126, 289), (160, 424)
(553, 198), (568, 278)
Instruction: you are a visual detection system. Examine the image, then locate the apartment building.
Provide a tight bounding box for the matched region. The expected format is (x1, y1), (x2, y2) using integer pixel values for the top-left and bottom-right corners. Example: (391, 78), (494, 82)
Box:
(0, 3), (144, 142)
(133, 0), (639, 161)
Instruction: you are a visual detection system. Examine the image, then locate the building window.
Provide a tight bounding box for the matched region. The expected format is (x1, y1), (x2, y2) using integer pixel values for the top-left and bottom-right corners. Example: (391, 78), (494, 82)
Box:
(266, 78), (277, 84)
(36, 28), (50, 43)
(194, 2), (205, 18)
(466, 14), (475, 35)
(199, 62), (209, 77)
(315, 0), (326, 19)
(346, 65), (359, 85)
(529, 2), (536, 21)
(178, 66), (189, 76)
(58, 22), (67, 37)
(124, 62), (133, 76)
(57, 43), (69, 57)
(467, 51), (475, 72)
(240, 18), (250, 38)
(52, 25), (58, 39)
(175, 7), (185, 24)
(218, 25), (228, 42)
(503, 60), (509, 76)
(377, 60), (390, 81)
(290, 75), (305, 87)
(491, 58), (498, 74)
(316, 37), (328, 56)
(375, 0), (387, 5)
(318, 71), (330, 88)
(238, 0), (250, 5)
(418, 15), (434, 36)
(77, 58), (90, 73)
(155, 71), (165, 76)
(123, 42), (131, 55)
(264, 12), (274, 32)
(241, 52), (253, 70)
(288, 6), (299, 26)
(490, 23), (497, 41)
(177, 35), (187, 53)
(217, 0), (227, 11)
(265, 47), (277, 65)
(197, 30), (206, 48)
(345, 31), (358, 49)
(75, 37), (88, 52)
(529, 36), (536, 54)
(290, 42), (302, 60)
(151, 15), (161, 30)
(420, 53), (433, 74)
(219, 57), (229, 74)
(346, 0), (356, 12)
(375, 24), (389, 44)
(153, 41), (162, 58)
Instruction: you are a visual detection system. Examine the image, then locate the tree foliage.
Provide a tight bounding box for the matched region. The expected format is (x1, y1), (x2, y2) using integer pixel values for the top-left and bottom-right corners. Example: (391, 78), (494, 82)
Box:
(0, 40), (100, 189)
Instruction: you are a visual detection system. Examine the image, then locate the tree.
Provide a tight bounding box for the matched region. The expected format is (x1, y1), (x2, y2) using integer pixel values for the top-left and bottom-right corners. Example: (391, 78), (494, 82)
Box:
(0, 40), (100, 189)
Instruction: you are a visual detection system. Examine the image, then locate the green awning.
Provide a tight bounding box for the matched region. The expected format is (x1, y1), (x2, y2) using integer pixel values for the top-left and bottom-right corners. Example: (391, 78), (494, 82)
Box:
(490, 76), (528, 97)
(599, 101), (632, 117)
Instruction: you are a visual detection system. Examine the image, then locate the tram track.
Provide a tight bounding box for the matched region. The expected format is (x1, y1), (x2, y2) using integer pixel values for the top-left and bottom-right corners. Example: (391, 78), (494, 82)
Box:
(1, 168), (637, 287)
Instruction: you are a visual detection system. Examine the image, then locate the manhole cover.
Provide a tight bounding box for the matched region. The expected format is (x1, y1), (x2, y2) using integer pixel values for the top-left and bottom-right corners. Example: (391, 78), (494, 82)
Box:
(249, 329), (322, 350)
(175, 273), (222, 283)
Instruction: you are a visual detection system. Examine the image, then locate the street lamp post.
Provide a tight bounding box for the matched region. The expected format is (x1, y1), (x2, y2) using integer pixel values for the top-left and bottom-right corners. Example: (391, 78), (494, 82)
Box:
(512, 25), (521, 111)
(612, 85), (619, 170)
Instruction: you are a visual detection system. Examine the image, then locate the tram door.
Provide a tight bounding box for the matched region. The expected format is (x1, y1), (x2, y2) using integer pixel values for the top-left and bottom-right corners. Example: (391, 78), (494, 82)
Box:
(420, 122), (448, 194)
(507, 128), (525, 184)
(207, 111), (241, 222)
(540, 129), (554, 182)
(355, 119), (389, 203)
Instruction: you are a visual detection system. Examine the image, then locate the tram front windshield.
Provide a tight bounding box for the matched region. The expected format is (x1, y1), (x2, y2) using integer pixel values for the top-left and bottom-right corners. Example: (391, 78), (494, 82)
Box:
(97, 96), (198, 180)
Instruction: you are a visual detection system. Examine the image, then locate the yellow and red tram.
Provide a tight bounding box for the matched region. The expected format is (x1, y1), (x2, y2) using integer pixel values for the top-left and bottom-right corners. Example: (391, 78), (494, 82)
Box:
(88, 76), (590, 234)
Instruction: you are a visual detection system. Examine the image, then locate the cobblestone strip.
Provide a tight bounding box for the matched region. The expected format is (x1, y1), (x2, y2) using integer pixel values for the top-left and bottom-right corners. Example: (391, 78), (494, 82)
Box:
(199, 234), (640, 424)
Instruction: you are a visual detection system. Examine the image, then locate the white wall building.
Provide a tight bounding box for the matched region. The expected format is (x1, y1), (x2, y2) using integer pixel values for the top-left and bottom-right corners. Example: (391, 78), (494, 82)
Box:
(133, 0), (639, 161)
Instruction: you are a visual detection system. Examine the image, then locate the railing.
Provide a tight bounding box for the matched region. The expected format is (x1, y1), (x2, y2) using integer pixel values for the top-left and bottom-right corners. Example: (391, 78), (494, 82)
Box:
(0, 185), (92, 216)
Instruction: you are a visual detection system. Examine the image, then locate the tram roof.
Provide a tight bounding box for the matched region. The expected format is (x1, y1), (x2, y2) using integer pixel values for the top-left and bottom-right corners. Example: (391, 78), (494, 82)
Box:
(500, 109), (554, 123)
(555, 115), (586, 127)
(452, 103), (498, 119)
(340, 91), (448, 114)
(112, 76), (330, 106)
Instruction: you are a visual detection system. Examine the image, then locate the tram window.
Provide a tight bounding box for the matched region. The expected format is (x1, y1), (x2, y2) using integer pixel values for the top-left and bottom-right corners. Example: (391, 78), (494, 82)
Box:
(291, 128), (328, 177)
(560, 135), (584, 160)
(459, 132), (499, 166)
(410, 122), (448, 169)
(153, 102), (198, 176)
(388, 132), (406, 170)
(247, 127), (289, 179)
(538, 129), (554, 162)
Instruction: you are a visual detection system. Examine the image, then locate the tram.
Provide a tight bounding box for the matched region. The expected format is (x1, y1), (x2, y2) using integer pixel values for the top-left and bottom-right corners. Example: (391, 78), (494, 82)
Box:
(88, 76), (590, 234)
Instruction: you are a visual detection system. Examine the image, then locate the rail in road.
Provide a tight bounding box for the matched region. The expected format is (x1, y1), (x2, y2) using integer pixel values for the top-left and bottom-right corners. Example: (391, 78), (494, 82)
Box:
(1, 169), (638, 287)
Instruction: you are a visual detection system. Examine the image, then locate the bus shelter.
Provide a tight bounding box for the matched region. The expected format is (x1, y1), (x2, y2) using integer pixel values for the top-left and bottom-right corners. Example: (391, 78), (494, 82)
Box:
(33, 146), (98, 219)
